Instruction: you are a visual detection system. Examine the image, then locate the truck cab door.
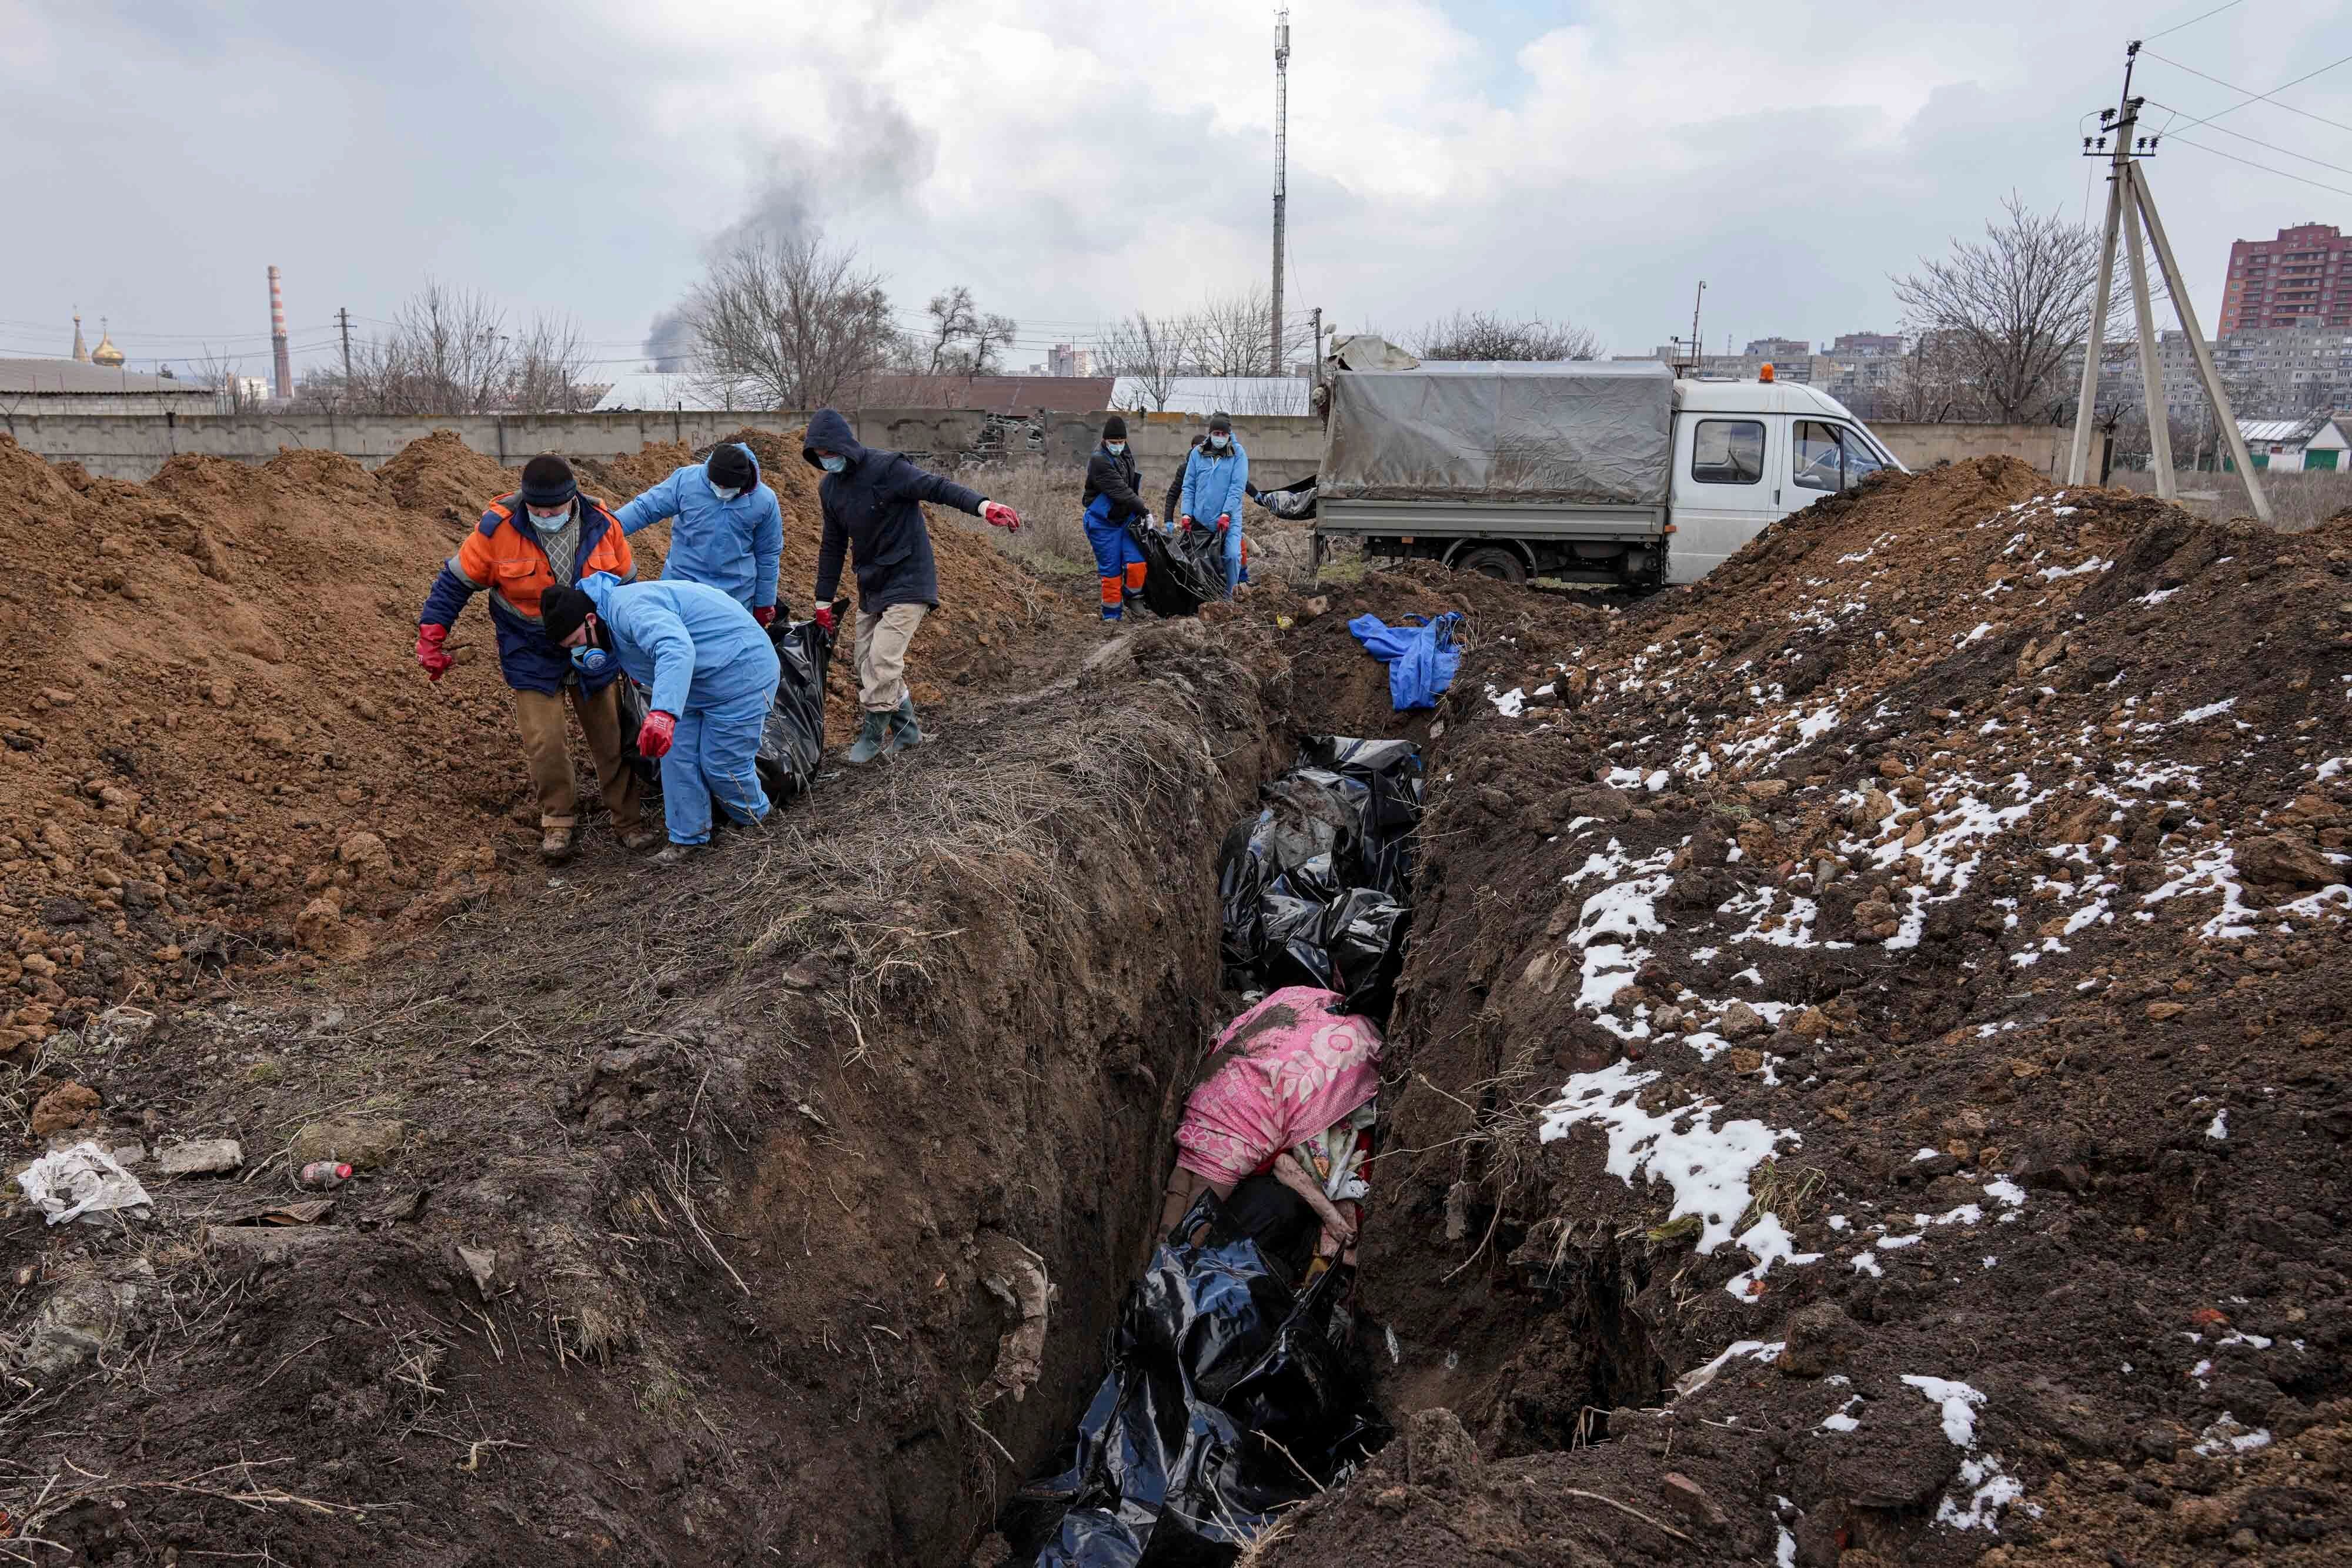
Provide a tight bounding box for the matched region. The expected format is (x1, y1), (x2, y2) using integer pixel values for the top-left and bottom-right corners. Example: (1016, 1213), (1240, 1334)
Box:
(1668, 414), (1783, 583)
(1789, 419), (1893, 508)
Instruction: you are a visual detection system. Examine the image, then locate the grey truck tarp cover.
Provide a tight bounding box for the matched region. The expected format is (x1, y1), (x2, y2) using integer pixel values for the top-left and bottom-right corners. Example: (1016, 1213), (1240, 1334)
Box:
(1318, 358), (1675, 507)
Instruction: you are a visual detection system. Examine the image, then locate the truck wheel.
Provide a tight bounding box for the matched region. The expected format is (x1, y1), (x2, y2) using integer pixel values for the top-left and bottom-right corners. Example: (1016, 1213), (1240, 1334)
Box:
(1455, 546), (1529, 584)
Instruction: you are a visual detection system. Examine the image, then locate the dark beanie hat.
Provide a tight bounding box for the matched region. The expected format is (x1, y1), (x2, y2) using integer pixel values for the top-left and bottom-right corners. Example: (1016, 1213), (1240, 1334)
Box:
(706, 444), (755, 489)
(520, 454), (578, 509)
(539, 584), (596, 644)
(1101, 414), (1128, 442)
(1207, 410), (1232, 433)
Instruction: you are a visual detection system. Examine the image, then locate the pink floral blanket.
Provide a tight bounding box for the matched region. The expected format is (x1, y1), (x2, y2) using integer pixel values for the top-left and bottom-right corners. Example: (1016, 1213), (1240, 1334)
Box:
(1174, 987), (1384, 1185)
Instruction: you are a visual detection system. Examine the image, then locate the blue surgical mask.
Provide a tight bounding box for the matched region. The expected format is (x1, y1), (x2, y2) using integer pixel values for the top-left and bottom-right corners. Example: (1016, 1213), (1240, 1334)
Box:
(820, 455), (847, 474)
(1106, 442), (1126, 454)
(711, 483), (742, 501)
(1208, 434), (1230, 450)
(570, 643), (609, 676)
(529, 505), (571, 530)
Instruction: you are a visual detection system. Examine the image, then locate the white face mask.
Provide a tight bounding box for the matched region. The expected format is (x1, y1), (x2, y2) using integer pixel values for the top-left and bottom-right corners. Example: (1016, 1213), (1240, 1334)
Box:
(1208, 434), (1230, 450)
(528, 506), (570, 530)
(820, 455), (848, 474)
(711, 484), (742, 501)
(1105, 442), (1126, 455)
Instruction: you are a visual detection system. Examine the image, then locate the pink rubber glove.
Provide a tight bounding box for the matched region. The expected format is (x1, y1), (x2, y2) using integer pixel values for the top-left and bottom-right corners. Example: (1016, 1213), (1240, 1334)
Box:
(415, 624), (454, 681)
(1215, 514), (1232, 533)
(980, 500), (1022, 533)
(637, 710), (677, 760)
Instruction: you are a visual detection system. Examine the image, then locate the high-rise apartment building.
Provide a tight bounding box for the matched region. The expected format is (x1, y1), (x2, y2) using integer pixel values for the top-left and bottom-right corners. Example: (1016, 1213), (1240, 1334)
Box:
(2219, 223), (2352, 334)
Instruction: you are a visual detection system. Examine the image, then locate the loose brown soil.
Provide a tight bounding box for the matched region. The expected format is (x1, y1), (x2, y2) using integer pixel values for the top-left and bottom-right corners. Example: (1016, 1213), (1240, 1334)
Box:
(0, 429), (1089, 1047)
(1248, 457), (2352, 1566)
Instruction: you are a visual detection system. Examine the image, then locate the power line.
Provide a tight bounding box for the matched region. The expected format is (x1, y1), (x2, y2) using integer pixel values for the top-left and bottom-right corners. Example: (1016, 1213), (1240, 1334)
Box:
(2145, 100), (2352, 175)
(2164, 133), (2352, 198)
(2141, 48), (2352, 136)
(2146, 0), (2247, 42)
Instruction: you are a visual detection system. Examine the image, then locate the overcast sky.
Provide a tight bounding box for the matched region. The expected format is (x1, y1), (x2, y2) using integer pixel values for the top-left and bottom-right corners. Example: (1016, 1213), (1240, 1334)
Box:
(8, 0), (2352, 381)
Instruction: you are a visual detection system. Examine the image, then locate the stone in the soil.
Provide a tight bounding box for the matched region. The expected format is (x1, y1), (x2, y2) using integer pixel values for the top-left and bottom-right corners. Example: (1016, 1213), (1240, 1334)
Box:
(1719, 1001), (1766, 1040)
(289, 1115), (406, 1169)
(2237, 833), (2336, 891)
(1402, 1408), (1482, 1492)
(337, 831), (392, 878)
(11, 1259), (154, 1380)
(155, 1138), (243, 1177)
(1777, 1300), (1857, 1378)
(30, 1081), (100, 1135)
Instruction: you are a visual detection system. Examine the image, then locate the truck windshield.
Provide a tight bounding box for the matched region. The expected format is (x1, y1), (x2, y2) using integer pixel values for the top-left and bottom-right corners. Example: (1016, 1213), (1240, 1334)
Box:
(1793, 420), (1888, 492)
(1691, 419), (1765, 484)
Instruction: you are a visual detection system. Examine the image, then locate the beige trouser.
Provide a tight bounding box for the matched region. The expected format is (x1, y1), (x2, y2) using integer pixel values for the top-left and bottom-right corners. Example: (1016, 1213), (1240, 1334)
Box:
(853, 603), (930, 713)
(513, 682), (644, 832)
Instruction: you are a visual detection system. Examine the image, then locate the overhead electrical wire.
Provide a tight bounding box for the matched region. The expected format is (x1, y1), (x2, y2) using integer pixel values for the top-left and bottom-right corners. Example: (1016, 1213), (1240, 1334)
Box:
(2144, 101), (2352, 176)
(2144, 0), (2247, 42)
(2163, 134), (2352, 199)
(2141, 48), (2352, 136)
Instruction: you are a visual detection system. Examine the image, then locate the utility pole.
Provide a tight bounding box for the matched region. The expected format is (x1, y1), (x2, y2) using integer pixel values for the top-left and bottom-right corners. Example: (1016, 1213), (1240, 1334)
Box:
(336, 307), (354, 382)
(2067, 41), (2270, 521)
(1309, 305), (1323, 399)
(1271, 7), (1290, 376)
(1687, 281), (1706, 374)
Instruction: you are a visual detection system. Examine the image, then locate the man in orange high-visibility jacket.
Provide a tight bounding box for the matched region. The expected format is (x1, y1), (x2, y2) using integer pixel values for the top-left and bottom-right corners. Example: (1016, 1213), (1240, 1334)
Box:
(415, 453), (656, 864)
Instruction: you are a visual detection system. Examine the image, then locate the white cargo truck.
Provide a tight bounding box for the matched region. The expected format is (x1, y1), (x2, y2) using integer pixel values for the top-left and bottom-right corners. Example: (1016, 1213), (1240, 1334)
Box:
(1311, 355), (1906, 589)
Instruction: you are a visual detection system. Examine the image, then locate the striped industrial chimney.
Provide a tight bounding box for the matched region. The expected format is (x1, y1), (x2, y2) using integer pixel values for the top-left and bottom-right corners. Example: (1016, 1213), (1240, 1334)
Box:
(268, 266), (292, 402)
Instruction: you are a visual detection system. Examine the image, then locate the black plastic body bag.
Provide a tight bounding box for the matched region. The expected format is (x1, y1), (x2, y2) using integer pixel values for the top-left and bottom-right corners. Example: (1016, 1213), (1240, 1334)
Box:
(1011, 1191), (1388, 1566)
(1217, 737), (1422, 1019)
(617, 616), (833, 805)
(1133, 522), (1227, 618)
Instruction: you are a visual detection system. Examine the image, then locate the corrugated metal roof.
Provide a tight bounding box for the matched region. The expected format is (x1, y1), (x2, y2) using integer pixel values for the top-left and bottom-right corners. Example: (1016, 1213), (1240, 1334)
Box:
(2238, 415), (2325, 444)
(0, 357), (209, 394)
(594, 372), (1118, 414)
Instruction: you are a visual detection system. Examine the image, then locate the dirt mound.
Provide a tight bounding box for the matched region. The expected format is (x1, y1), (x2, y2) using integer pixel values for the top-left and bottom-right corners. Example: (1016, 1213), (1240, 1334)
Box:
(1263, 457), (2352, 1564)
(372, 428), (513, 524)
(0, 617), (1288, 1567)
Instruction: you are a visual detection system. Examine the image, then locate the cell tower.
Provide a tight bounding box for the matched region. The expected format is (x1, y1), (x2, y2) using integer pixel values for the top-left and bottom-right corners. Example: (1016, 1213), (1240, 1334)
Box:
(1271, 8), (1289, 376)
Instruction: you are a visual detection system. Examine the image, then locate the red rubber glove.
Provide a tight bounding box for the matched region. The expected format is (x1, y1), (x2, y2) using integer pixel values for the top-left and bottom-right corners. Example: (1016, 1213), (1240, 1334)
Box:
(415, 623), (453, 681)
(1178, 515), (1197, 533)
(813, 605), (837, 636)
(980, 500), (1022, 534)
(637, 710), (677, 760)
(752, 605), (776, 627)
(1216, 514), (1232, 533)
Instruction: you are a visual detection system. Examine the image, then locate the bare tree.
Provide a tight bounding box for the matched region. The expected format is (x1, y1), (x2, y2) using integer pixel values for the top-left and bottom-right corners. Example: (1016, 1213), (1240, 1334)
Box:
(1410, 310), (1602, 362)
(921, 286), (977, 373)
(1104, 312), (1195, 411)
(1891, 194), (2120, 422)
(680, 229), (897, 409)
(509, 312), (596, 413)
(968, 311), (1017, 376)
(189, 347), (266, 413)
(1192, 287), (1275, 379)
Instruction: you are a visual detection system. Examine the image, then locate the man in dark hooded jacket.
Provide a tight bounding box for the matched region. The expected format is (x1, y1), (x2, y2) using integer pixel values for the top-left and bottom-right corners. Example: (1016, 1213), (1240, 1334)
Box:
(1081, 414), (1152, 621)
(803, 409), (1022, 763)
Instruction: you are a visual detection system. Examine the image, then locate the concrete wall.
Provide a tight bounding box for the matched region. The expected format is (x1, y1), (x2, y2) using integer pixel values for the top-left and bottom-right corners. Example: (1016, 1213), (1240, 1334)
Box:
(1871, 422), (2103, 478)
(0, 407), (1331, 488)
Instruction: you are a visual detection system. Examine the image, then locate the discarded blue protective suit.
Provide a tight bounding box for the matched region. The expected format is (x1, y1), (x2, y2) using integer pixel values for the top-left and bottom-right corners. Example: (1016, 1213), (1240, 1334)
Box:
(613, 443), (786, 613)
(580, 572), (781, 844)
(1348, 611), (1463, 711)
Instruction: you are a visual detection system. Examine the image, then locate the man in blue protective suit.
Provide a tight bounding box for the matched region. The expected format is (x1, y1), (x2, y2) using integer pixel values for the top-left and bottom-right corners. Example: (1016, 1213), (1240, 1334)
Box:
(537, 573), (781, 863)
(613, 442), (786, 622)
(1177, 410), (1249, 596)
(1081, 414), (1152, 621)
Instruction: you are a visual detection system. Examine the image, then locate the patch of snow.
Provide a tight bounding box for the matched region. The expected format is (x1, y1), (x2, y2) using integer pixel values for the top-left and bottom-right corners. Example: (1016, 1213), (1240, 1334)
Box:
(1902, 1375), (1986, 1446)
(1957, 622), (1996, 647)
(1912, 1146), (1942, 1163)
(1541, 1062), (1802, 1296)
(2209, 1109), (2229, 1141)
(2176, 698), (2237, 726)
(2193, 1415), (2273, 1457)
(1673, 1337), (1785, 1399)
(1819, 1396), (1864, 1433)
(1486, 685), (1526, 718)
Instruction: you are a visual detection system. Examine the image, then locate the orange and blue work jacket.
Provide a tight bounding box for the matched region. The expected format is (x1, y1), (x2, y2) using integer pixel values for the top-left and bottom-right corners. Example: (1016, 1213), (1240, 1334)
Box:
(417, 493), (635, 694)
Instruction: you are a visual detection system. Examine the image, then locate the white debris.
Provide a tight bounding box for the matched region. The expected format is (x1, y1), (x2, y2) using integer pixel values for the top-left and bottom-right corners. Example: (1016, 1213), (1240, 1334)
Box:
(2193, 1414), (2273, 1457)
(15, 1142), (155, 1227)
(2208, 1109), (2229, 1141)
(1486, 685), (1526, 718)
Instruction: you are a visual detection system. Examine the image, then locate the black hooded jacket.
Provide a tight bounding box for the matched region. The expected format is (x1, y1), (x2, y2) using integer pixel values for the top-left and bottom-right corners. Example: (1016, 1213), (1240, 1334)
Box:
(803, 408), (986, 611)
(1083, 444), (1150, 524)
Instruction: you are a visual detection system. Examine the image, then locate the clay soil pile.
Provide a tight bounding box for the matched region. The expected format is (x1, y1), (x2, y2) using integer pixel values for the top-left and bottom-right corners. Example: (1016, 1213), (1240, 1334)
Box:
(0, 428), (1084, 1047)
(1245, 457), (2352, 1566)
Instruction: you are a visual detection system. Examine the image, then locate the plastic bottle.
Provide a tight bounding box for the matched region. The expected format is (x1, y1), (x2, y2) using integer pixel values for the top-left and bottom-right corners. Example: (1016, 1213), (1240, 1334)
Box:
(298, 1161), (353, 1189)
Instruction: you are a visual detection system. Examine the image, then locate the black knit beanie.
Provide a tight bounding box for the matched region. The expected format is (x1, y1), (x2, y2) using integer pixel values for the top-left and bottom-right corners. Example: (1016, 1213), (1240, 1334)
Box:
(706, 444), (755, 490)
(539, 584), (596, 644)
(1207, 410), (1232, 434)
(1101, 414), (1127, 442)
(520, 454), (578, 509)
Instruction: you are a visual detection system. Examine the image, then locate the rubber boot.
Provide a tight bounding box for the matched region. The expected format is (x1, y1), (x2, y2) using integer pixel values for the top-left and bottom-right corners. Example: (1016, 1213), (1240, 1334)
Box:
(886, 694), (924, 754)
(844, 710), (891, 764)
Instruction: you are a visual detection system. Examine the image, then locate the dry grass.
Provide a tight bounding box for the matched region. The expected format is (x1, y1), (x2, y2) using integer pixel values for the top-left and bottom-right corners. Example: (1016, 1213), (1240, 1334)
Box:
(960, 460), (1095, 577)
(2109, 466), (2352, 530)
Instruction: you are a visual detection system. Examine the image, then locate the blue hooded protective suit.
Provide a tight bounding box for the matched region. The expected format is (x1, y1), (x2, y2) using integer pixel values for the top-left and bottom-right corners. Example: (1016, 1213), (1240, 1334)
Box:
(579, 573), (781, 846)
(613, 443), (786, 613)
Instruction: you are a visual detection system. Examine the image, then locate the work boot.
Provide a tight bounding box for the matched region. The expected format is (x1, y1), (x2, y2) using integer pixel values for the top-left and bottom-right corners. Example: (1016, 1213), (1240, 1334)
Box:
(886, 695), (924, 754)
(540, 825), (576, 864)
(618, 826), (660, 852)
(650, 842), (707, 865)
(844, 710), (891, 764)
